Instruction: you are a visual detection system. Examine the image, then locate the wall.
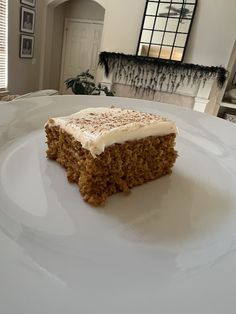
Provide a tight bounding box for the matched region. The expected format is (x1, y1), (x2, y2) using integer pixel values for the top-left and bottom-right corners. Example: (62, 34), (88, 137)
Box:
(98, 0), (236, 67)
(42, 0), (236, 92)
(185, 0), (236, 67)
(228, 62), (236, 89)
(49, 3), (67, 90)
(8, 0), (45, 94)
(226, 46), (236, 90)
(97, 0), (236, 115)
(7, 0), (236, 94)
(65, 0), (105, 20)
(99, 0), (146, 54)
(46, 0), (105, 90)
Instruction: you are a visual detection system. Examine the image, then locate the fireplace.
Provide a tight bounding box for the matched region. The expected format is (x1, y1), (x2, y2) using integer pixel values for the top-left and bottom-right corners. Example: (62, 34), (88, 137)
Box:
(99, 52), (227, 114)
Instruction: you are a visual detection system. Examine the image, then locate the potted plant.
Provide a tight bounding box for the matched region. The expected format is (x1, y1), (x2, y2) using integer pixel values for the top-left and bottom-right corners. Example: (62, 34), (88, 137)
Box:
(65, 69), (114, 96)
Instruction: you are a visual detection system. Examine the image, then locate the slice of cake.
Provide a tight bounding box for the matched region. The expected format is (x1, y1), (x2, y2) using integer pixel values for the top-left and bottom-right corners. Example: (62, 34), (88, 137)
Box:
(45, 107), (177, 206)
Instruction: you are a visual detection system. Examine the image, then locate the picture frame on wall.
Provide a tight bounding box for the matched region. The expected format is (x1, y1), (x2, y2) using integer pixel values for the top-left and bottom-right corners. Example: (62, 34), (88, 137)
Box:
(20, 34), (34, 59)
(20, 0), (36, 7)
(20, 7), (35, 34)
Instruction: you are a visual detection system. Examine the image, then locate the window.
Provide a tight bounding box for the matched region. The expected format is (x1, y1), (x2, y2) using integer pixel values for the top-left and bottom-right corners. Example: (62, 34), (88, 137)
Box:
(137, 0), (198, 62)
(0, 0), (8, 90)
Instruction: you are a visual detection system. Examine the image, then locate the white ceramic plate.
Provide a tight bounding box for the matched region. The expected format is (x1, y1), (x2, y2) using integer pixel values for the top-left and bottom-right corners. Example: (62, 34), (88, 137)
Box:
(1, 95), (236, 314)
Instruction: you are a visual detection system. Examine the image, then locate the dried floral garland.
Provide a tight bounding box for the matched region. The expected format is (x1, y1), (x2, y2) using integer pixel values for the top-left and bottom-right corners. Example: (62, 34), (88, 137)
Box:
(98, 52), (227, 93)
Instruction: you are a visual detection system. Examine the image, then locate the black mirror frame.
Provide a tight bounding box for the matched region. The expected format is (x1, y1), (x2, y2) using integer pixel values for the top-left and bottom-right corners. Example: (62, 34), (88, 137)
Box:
(136, 0), (198, 62)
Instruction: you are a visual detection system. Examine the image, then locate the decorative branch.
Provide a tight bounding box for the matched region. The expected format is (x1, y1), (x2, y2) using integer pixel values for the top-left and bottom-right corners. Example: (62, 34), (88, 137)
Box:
(98, 52), (228, 93)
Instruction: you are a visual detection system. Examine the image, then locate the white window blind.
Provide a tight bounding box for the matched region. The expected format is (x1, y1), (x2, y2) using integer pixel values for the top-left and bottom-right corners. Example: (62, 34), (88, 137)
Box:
(0, 0), (7, 90)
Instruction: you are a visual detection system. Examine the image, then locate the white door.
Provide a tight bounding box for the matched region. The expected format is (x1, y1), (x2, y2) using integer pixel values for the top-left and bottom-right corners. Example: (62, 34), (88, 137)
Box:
(60, 19), (103, 94)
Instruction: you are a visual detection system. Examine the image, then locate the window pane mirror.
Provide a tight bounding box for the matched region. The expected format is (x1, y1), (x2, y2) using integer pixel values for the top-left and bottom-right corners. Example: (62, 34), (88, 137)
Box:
(137, 0), (198, 62)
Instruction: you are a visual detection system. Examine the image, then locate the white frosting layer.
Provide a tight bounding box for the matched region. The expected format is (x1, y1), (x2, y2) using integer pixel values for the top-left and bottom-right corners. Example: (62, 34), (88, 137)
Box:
(47, 107), (177, 157)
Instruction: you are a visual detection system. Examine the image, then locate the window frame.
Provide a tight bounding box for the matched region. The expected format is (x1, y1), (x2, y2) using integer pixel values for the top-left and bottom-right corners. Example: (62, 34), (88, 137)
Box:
(136, 0), (198, 62)
(0, 0), (8, 91)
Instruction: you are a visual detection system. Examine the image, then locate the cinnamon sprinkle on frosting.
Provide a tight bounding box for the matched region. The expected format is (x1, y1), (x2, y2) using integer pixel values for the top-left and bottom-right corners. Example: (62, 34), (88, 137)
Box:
(46, 107), (177, 157)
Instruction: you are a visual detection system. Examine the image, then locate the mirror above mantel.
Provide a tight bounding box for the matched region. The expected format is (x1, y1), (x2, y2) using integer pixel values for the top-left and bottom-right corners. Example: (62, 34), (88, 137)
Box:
(136, 0), (198, 62)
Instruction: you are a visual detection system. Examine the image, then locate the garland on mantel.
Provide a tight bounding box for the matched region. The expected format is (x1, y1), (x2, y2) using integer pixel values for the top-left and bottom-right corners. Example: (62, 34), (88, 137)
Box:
(98, 52), (227, 94)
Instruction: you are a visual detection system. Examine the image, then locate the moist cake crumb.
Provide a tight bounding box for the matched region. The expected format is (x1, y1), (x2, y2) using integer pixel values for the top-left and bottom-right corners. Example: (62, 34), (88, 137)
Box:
(45, 107), (178, 206)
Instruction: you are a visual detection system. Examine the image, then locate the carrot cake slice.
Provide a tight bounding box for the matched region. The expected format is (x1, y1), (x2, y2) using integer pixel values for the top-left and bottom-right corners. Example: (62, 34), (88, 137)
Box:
(45, 107), (178, 205)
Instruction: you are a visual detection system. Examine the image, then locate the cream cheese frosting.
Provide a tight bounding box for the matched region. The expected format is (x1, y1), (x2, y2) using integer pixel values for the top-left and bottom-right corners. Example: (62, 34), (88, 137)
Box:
(46, 107), (177, 157)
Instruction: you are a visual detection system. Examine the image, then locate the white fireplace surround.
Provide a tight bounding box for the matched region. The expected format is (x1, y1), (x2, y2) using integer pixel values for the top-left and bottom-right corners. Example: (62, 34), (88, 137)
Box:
(101, 71), (218, 115)
(100, 41), (236, 117)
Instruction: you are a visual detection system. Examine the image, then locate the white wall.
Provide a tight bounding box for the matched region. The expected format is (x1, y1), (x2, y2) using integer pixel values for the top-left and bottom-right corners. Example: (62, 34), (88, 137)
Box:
(49, 3), (67, 90)
(65, 0), (235, 67)
(185, 0), (236, 67)
(99, 0), (146, 54)
(7, 0), (236, 94)
(65, 0), (105, 20)
(227, 61), (236, 89)
(42, 0), (236, 92)
(99, 0), (236, 67)
(8, 0), (45, 94)
(44, 0), (105, 90)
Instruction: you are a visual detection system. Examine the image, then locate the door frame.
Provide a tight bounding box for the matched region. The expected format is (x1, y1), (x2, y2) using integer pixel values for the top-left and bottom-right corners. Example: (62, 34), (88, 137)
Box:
(59, 18), (104, 93)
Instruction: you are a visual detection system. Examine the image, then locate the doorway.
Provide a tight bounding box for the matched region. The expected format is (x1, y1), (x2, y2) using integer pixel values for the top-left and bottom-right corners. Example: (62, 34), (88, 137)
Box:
(60, 19), (103, 94)
(40, 0), (105, 93)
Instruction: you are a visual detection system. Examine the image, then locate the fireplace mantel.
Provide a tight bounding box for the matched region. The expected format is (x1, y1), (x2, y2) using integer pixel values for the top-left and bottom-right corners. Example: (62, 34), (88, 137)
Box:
(98, 52), (228, 114)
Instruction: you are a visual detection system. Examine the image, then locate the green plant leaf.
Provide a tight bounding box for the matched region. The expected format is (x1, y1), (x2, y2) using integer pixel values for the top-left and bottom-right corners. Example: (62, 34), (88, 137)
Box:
(65, 69), (114, 96)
